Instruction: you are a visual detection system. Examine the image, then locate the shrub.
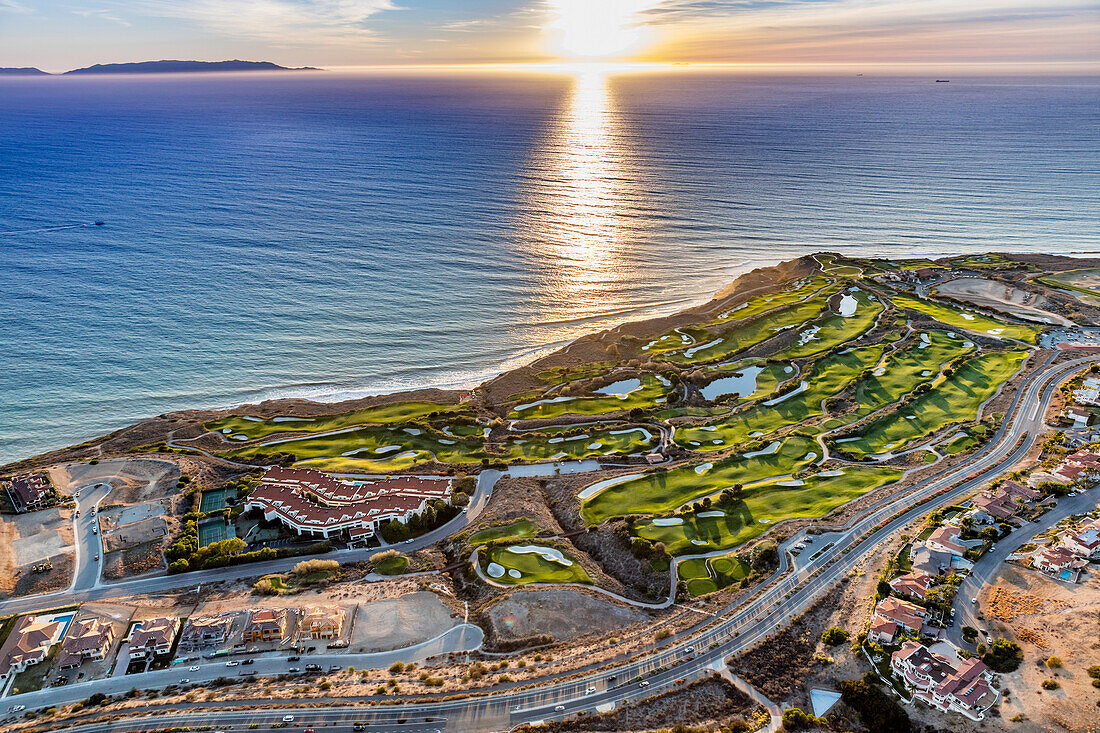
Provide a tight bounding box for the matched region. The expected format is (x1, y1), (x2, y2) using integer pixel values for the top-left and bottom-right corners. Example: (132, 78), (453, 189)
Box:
(839, 678), (910, 733)
(984, 638), (1023, 673)
(389, 662), (405, 675)
(292, 558), (338, 576)
(1041, 679), (1060, 690)
(782, 708), (819, 730)
(821, 627), (850, 646)
(1046, 656), (1063, 669)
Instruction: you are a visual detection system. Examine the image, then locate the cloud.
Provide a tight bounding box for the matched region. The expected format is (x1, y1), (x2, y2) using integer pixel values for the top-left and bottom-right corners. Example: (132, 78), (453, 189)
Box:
(129, 0), (398, 44)
(73, 8), (132, 27)
(0, 0), (32, 13)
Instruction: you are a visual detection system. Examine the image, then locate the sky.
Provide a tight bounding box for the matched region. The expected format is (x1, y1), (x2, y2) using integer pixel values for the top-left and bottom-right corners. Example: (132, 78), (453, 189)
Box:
(1, 0), (1098, 72)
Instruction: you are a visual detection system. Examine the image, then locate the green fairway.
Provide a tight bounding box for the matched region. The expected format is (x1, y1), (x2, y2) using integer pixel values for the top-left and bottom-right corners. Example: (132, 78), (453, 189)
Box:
(694, 361), (793, 405)
(634, 465), (902, 555)
(849, 330), (976, 417)
(482, 545), (591, 585)
(890, 295), (1042, 344)
(940, 434), (978, 455)
(766, 289), (884, 361)
(709, 277), (834, 324)
(497, 425), (658, 462)
(641, 327), (712, 355)
(508, 374), (673, 419)
(676, 345), (883, 451)
(661, 289), (839, 365)
(226, 423), (485, 466)
(205, 401), (470, 441)
(467, 519), (541, 546)
(678, 554), (752, 597)
(833, 351), (1028, 457)
(581, 433), (820, 524)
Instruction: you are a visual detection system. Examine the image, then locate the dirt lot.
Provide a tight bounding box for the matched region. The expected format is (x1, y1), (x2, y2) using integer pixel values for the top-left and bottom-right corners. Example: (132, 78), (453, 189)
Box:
(102, 514), (168, 553)
(347, 590), (461, 653)
(51, 458), (181, 505)
(980, 565), (1100, 733)
(936, 277), (1071, 326)
(102, 542), (165, 581)
(0, 506), (75, 597)
(485, 588), (650, 644)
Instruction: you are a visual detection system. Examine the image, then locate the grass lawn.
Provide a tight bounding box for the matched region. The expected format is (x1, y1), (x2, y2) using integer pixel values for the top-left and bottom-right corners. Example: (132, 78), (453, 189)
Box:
(497, 426), (658, 462)
(941, 434), (978, 455)
(834, 351), (1028, 457)
(467, 518), (540, 546)
(581, 433), (820, 524)
(661, 289), (839, 365)
(508, 374), (672, 420)
(766, 289), (884, 361)
(676, 345), (883, 451)
(850, 330), (976, 418)
(634, 465), (902, 555)
(373, 554), (409, 575)
(482, 545), (591, 585)
(890, 295), (1041, 344)
(709, 277), (834, 324)
(205, 401), (469, 441)
(694, 361), (793, 405)
(679, 554), (751, 597)
(226, 423), (485, 467)
(642, 327), (713, 355)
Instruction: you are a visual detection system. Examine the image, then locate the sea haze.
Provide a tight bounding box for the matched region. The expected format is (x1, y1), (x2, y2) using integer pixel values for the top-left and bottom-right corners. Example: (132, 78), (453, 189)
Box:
(1, 69), (1098, 465)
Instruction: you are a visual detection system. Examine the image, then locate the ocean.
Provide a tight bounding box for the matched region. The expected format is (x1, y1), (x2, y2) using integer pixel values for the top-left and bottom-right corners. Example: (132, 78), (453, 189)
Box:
(1, 69), (1098, 466)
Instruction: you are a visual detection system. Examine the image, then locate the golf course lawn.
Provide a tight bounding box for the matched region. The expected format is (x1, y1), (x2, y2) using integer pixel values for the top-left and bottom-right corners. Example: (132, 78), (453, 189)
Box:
(642, 327), (712, 355)
(581, 433), (820, 524)
(710, 276), (834, 324)
(634, 465), (902, 555)
(695, 361), (794, 403)
(850, 330), (976, 417)
(497, 426), (658, 462)
(467, 519), (541, 547)
(662, 289), (839, 365)
(225, 423), (485, 465)
(941, 434), (978, 455)
(205, 401), (469, 441)
(293, 450), (436, 473)
(834, 350), (1028, 457)
(766, 289), (884, 361)
(678, 554), (752, 597)
(890, 295), (1042, 344)
(508, 374), (672, 419)
(482, 545), (591, 585)
(676, 345), (883, 450)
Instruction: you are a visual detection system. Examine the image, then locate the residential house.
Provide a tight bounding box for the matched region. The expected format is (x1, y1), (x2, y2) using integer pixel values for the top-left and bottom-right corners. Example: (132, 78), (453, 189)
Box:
(242, 608), (288, 643)
(969, 492), (1016, 524)
(891, 641), (999, 721)
(0, 615), (66, 677)
(872, 597), (929, 637)
(2, 473), (53, 513)
(868, 619), (900, 645)
(57, 618), (115, 670)
(128, 617), (179, 661)
(1061, 519), (1100, 559)
(998, 480), (1042, 503)
(927, 526), (968, 557)
(889, 572), (934, 602)
(300, 606), (344, 640)
(1031, 546), (1087, 580)
(910, 542), (968, 576)
(1064, 406), (1091, 430)
(179, 615), (233, 651)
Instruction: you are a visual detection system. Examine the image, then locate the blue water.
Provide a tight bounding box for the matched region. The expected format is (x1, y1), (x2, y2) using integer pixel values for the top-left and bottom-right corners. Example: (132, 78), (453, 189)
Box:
(2, 70), (1098, 465)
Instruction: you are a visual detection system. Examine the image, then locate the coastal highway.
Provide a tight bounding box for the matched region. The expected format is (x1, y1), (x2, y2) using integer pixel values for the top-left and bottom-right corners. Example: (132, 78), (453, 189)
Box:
(14, 354), (1092, 733)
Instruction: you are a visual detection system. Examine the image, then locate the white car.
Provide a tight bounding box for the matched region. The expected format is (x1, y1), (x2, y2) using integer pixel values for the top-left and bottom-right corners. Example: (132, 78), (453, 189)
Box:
(639, 680), (649, 688)
(585, 687), (596, 695)
(178, 678), (190, 684)
(225, 661), (239, 667)
(189, 665), (200, 671)
(282, 715), (295, 722)
(9, 705), (25, 713)
(554, 705), (565, 711)
(92, 527), (98, 534)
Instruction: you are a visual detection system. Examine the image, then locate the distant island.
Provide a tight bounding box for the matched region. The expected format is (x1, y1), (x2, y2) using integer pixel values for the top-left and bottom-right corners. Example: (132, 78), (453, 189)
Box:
(0, 60), (319, 76)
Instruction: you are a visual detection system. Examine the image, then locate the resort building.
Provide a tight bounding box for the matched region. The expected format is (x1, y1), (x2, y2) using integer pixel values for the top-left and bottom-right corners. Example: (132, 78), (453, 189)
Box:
(243, 608), (288, 643)
(245, 467), (452, 540)
(300, 606), (344, 640)
(179, 615), (233, 651)
(888, 572), (934, 602)
(128, 617), (179, 661)
(57, 618), (115, 670)
(891, 641), (999, 720)
(0, 615), (67, 677)
(2, 472), (54, 513)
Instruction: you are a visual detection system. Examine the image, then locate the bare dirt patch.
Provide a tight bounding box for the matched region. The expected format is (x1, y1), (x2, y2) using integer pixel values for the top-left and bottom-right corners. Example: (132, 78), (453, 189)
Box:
(11, 552), (73, 598)
(485, 588), (650, 644)
(981, 565), (1100, 733)
(346, 590), (461, 652)
(936, 277), (1071, 325)
(57, 458), (181, 505)
(103, 541), (166, 581)
(0, 506), (75, 597)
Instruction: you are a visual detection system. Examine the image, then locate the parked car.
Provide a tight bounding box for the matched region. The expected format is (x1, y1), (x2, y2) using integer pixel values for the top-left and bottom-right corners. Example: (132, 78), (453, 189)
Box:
(329, 664), (342, 671)
(93, 555), (99, 561)
(9, 705), (25, 713)
(288, 667), (300, 673)
(188, 665), (200, 671)
(288, 656), (301, 661)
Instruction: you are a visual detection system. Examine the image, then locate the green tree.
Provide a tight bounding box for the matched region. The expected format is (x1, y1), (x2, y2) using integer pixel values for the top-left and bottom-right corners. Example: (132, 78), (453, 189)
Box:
(821, 627), (850, 646)
(984, 638), (1024, 673)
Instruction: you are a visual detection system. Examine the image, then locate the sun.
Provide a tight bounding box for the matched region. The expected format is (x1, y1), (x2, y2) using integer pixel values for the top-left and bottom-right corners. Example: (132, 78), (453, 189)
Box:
(546, 0), (656, 60)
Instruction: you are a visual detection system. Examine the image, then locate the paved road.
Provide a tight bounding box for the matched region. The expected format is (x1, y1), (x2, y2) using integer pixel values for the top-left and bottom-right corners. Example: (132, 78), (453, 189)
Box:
(947, 486), (1099, 649)
(18, 355), (1091, 733)
(69, 483), (111, 593)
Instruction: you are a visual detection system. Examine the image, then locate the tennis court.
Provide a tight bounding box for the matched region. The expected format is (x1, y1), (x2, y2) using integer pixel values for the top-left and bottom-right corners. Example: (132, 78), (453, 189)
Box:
(197, 517), (235, 547)
(199, 488), (236, 513)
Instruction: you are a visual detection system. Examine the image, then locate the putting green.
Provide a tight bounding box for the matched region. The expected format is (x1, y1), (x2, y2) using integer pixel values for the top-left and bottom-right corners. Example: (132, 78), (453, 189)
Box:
(482, 545), (591, 585)
(678, 554), (751, 597)
(890, 295), (1041, 344)
(676, 344), (883, 451)
(468, 519), (540, 546)
(206, 401), (469, 441)
(635, 465), (902, 555)
(834, 350), (1028, 457)
(581, 433), (820, 525)
(709, 277), (834, 324)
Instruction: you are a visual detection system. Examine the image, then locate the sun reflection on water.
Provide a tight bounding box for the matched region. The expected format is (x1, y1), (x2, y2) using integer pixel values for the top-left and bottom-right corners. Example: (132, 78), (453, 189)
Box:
(517, 66), (646, 340)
